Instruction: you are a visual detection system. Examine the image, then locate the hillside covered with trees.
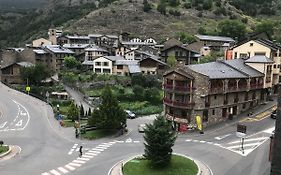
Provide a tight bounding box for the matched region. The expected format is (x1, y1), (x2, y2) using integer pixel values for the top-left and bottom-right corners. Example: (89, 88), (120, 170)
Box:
(0, 0), (280, 49)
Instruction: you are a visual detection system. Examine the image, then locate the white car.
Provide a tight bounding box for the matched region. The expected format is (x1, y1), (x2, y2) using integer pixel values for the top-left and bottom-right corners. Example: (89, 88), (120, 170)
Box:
(138, 124), (147, 133)
(125, 110), (136, 119)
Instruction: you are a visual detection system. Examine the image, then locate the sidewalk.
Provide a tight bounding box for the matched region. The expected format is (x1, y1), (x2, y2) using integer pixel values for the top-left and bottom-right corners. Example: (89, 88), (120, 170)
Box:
(109, 154), (212, 175)
(185, 99), (277, 136)
(0, 145), (21, 162)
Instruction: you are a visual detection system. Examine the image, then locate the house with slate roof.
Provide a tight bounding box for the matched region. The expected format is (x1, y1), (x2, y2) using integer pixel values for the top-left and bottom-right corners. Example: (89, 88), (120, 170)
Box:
(230, 38), (281, 93)
(161, 39), (200, 65)
(163, 58), (269, 131)
(1, 61), (34, 84)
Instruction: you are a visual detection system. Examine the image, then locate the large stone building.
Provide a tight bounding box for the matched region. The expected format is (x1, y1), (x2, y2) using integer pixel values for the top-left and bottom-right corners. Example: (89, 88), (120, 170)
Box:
(163, 58), (270, 130)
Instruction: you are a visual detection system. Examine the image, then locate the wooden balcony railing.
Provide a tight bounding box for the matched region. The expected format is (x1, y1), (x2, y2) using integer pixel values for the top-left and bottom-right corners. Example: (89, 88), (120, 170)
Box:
(163, 98), (195, 108)
(250, 83), (263, 89)
(209, 87), (224, 94)
(163, 84), (173, 90)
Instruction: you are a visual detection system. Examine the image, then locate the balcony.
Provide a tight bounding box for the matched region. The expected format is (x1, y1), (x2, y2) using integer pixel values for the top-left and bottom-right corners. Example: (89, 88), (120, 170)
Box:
(209, 87), (224, 94)
(228, 86), (237, 92)
(250, 83), (263, 89)
(174, 85), (191, 93)
(163, 84), (173, 90)
(163, 98), (195, 108)
(238, 85), (248, 91)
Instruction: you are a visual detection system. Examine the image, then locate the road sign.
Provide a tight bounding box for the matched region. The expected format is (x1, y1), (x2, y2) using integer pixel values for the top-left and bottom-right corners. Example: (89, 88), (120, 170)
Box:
(237, 124), (247, 134)
(25, 86), (30, 92)
(236, 124), (247, 138)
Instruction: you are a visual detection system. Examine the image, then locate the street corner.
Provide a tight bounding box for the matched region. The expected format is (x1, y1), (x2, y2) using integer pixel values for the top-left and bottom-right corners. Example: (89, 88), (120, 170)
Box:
(0, 145), (21, 162)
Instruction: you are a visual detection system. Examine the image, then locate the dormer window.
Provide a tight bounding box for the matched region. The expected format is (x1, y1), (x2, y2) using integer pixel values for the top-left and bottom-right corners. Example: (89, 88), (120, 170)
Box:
(250, 43), (253, 47)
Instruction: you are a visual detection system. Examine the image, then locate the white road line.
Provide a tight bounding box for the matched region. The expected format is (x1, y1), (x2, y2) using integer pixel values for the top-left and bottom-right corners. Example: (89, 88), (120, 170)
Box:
(12, 100), (30, 130)
(68, 148), (75, 155)
(193, 140), (199, 142)
(73, 160), (86, 164)
(42, 173), (50, 175)
(65, 165), (75, 171)
(200, 140), (206, 143)
(96, 146), (107, 149)
(0, 122), (7, 128)
(185, 139), (192, 142)
(215, 134), (232, 140)
(85, 152), (97, 156)
(58, 167), (69, 174)
(116, 141), (124, 143)
(109, 141), (116, 144)
(92, 148), (104, 151)
(263, 127), (275, 134)
(228, 137), (267, 144)
(78, 157), (90, 161)
(82, 155), (94, 158)
(75, 148), (79, 151)
(133, 141), (140, 143)
(68, 162), (81, 167)
(50, 169), (61, 175)
(206, 142), (213, 144)
(89, 150), (100, 154)
(226, 142), (260, 149)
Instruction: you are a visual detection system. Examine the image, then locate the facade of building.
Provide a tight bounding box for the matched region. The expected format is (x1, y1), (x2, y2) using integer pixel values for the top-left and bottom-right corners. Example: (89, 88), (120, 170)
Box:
(139, 57), (168, 75)
(230, 39), (281, 92)
(1, 62), (34, 84)
(163, 58), (268, 130)
(32, 38), (52, 47)
(195, 34), (235, 51)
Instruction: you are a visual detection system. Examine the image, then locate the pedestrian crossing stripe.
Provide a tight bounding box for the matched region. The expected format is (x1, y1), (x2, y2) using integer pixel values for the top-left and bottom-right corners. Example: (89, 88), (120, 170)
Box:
(58, 167), (69, 173)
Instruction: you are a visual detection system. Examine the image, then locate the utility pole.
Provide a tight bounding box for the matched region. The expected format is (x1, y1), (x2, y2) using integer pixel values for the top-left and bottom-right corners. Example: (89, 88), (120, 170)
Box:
(271, 85), (281, 175)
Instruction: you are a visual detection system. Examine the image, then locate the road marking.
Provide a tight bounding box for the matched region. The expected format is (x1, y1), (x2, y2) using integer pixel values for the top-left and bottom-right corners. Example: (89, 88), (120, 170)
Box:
(0, 122), (7, 128)
(89, 150), (100, 154)
(50, 169), (61, 175)
(41, 173), (50, 175)
(215, 134), (232, 140)
(185, 139), (192, 142)
(82, 155), (94, 158)
(58, 167), (69, 174)
(226, 142), (262, 149)
(65, 165), (75, 171)
(228, 137), (267, 144)
(73, 160), (86, 164)
(200, 140), (206, 143)
(263, 127), (275, 134)
(15, 120), (23, 127)
(133, 141), (140, 143)
(77, 157), (90, 161)
(85, 152), (97, 156)
(125, 138), (132, 143)
(68, 162), (81, 167)
(12, 100), (30, 130)
(92, 148), (104, 152)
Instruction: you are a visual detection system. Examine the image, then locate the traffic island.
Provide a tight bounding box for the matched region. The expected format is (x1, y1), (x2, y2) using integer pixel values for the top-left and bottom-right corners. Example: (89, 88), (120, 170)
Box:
(109, 154), (212, 175)
(0, 145), (10, 157)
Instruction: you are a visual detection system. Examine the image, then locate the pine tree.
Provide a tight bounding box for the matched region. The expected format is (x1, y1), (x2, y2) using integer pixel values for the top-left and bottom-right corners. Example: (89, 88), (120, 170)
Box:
(93, 85), (126, 129)
(67, 101), (79, 122)
(144, 116), (177, 167)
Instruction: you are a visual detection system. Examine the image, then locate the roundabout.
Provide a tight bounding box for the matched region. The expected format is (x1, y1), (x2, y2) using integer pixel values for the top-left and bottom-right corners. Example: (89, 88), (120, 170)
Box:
(109, 153), (212, 175)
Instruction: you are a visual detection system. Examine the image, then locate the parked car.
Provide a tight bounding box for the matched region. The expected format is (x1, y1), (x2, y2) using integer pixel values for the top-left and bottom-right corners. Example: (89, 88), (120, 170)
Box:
(271, 110), (277, 119)
(125, 110), (136, 119)
(138, 124), (147, 133)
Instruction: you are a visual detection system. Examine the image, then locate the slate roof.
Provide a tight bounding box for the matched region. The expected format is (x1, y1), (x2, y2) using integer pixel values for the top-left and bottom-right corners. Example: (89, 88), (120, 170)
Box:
(222, 59), (264, 77)
(103, 56), (125, 62)
(88, 34), (103, 38)
(63, 44), (90, 49)
(82, 60), (93, 65)
(195, 35), (235, 43)
(45, 45), (74, 54)
(1, 61), (34, 69)
(115, 60), (138, 65)
(135, 50), (161, 60)
(140, 56), (168, 66)
(128, 65), (141, 73)
(66, 35), (89, 40)
(85, 45), (108, 52)
(245, 55), (274, 63)
(33, 49), (47, 54)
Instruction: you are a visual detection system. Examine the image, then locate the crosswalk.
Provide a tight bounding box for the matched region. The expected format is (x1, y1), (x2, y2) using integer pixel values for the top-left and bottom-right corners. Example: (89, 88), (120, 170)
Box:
(41, 141), (116, 175)
(185, 127), (274, 156)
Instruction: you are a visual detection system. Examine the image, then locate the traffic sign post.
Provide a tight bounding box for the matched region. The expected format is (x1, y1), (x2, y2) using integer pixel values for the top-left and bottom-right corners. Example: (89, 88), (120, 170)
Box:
(25, 86), (30, 95)
(236, 124), (247, 154)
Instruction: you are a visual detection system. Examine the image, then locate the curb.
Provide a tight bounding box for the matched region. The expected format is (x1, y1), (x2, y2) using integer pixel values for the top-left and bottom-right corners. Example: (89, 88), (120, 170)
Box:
(108, 153), (212, 175)
(0, 145), (11, 158)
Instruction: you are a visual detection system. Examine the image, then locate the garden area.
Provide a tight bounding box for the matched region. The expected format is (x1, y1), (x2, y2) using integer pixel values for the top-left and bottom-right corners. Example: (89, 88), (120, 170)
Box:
(123, 155), (198, 175)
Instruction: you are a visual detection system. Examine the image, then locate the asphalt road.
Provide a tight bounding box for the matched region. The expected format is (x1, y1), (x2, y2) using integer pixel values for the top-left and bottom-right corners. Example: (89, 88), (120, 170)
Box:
(0, 83), (275, 175)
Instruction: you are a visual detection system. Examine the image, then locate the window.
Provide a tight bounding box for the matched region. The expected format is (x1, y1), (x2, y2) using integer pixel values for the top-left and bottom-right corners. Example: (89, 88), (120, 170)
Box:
(95, 68), (101, 73)
(95, 62), (101, 66)
(250, 43), (253, 46)
(254, 52), (266, 56)
(234, 52), (237, 59)
(103, 62), (109, 66)
(274, 65), (277, 68)
(240, 53), (248, 59)
(212, 109), (215, 115)
(117, 65), (123, 69)
(243, 103), (246, 109)
(103, 69), (111, 74)
(175, 51), (178, 56)
(214, 95), (217, 100)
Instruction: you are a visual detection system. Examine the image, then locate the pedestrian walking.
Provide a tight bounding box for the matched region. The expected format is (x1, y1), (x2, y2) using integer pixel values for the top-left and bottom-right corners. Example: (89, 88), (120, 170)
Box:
(79, 146), (83, 157)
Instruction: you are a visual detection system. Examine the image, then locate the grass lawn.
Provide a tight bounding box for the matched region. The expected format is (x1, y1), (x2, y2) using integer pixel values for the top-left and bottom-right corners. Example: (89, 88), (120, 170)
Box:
(81, 129), (118, 140)
(123, 155), (198, 175)
(0, 146), (9, 154)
